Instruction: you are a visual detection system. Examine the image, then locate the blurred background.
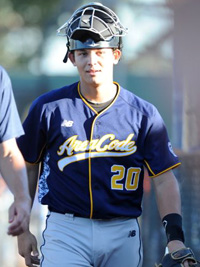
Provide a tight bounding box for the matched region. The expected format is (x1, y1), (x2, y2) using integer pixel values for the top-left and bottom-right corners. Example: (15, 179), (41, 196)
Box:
(0, 0), (200, 266)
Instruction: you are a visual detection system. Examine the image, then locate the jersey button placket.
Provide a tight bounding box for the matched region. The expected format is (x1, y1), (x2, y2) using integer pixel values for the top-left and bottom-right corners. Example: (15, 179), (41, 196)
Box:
(89, 118), (101, 218)
(95, 120), (101, 139)
(90, 118), (101, 218)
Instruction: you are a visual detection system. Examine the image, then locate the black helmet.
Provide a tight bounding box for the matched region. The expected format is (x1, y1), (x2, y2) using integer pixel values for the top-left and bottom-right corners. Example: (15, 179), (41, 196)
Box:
(57, 2), (128, 62)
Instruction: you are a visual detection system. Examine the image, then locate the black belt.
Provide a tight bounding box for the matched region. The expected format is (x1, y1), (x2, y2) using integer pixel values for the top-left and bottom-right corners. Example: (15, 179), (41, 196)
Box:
(48, 207), (132, 220)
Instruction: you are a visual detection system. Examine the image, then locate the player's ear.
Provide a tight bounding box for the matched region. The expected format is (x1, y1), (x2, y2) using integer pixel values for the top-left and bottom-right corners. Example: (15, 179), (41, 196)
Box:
(113, 49), (121, 65)
(68, 52), (76, 66)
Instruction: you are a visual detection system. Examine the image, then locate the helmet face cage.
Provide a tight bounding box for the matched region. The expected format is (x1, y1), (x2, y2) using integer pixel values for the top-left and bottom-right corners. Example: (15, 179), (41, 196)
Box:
(57, 2), (128, 62)
(57, 3), (127, 40)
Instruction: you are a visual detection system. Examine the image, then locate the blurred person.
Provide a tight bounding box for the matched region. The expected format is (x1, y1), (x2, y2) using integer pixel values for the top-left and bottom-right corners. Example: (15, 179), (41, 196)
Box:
(16, 3), (196, 267)
(0, 176), (20, 267)
(0, 65), (31, 236)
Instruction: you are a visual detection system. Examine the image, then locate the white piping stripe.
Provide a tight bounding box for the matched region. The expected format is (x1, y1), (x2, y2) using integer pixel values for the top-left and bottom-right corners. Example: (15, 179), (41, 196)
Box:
(58, 150), (136, 171)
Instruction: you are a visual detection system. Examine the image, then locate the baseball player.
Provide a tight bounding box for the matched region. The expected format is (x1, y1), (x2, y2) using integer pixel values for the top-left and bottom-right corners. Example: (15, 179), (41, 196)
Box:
(17, 3), (194, 267)
(0, 65), (31, 236)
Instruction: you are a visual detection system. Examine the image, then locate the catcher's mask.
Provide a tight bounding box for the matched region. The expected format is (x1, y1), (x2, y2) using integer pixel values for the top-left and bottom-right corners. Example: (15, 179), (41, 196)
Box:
(57, 2), (128, 63)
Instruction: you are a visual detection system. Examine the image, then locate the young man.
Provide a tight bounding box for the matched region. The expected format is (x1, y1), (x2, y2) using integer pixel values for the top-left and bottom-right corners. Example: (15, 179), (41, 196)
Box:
(0, 65), (31, 236)
(17, 3), (193, 267)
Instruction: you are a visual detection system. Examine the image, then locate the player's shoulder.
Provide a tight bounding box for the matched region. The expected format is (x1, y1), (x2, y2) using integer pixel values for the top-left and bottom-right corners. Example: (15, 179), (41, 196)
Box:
(0, 65), (12, 89)
(118, 85), (157, 118)
(32, 81), (78, 106)
(0, 65), (7, 77)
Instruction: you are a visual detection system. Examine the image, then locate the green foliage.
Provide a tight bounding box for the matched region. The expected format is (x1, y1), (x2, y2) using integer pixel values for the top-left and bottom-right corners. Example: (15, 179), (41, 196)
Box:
(0, 0), (72, 70)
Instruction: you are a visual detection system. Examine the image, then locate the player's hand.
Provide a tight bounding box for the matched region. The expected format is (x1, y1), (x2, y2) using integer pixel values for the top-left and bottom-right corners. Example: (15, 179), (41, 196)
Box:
(7, 196), (31, 236)
(167, 240), (195, 267)
(17, 230), (40, 267)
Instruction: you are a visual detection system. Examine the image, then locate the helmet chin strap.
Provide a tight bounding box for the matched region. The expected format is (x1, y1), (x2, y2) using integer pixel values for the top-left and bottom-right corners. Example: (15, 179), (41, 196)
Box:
(63, 49), (69, 63)
(63, 42), (70, 63)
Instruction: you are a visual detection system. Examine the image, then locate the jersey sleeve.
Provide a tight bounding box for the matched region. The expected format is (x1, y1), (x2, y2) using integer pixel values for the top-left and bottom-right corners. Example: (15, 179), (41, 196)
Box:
(0, 66), (24, 143)
(17, 98), (47, 163)
(144, 107), (180, 177)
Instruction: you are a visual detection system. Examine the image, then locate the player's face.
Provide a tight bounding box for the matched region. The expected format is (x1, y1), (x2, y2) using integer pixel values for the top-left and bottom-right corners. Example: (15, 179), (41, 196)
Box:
(69, 48), (121, 87)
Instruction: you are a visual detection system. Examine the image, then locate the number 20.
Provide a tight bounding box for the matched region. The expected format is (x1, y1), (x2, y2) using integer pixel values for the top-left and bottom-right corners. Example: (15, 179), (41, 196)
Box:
(111, 165), (141, 191)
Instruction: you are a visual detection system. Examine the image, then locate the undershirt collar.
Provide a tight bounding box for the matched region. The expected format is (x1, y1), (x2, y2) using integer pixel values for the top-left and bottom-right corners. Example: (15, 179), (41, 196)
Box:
(86, 98), (114, 112)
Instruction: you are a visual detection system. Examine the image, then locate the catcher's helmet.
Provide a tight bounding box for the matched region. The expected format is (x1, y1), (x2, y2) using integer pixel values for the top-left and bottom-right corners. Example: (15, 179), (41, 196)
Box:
(57, 2), (128, 62)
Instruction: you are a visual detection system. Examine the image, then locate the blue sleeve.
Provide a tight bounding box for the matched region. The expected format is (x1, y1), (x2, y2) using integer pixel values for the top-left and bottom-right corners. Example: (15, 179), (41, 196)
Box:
(17, 98), (47, 163)
(0, 66), (24, 143)
(144, 107), (180, 177)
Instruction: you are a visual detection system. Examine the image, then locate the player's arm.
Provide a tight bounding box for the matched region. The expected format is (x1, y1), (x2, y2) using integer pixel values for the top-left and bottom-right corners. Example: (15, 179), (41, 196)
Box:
(17, 162), (40, 267)
(0, 138), (31, 236)
(152, 170), (186, 252)
(153, 170), (196, 267)
(25, 162), (40, 205)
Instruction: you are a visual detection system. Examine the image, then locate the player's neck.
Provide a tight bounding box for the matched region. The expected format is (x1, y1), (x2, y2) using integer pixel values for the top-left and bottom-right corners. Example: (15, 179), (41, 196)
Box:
(79, 82), (117, 104)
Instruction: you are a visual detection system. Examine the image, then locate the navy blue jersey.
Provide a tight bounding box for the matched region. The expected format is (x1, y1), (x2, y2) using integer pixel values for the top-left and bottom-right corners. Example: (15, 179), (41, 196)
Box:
(17, 82), (180, 219)
(0, 66), (24, 143)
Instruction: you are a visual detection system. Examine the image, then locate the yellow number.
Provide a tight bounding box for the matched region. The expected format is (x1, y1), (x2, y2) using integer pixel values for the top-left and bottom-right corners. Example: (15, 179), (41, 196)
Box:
(125, 167), (141, 190)
(111, 165), (125, 190)
(111, 165), (141, 191)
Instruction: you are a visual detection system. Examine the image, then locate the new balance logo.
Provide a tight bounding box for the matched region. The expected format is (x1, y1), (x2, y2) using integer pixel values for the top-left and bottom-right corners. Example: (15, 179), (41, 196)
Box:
(128, 230), (136, 237)
(61, 120), (74, 127)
